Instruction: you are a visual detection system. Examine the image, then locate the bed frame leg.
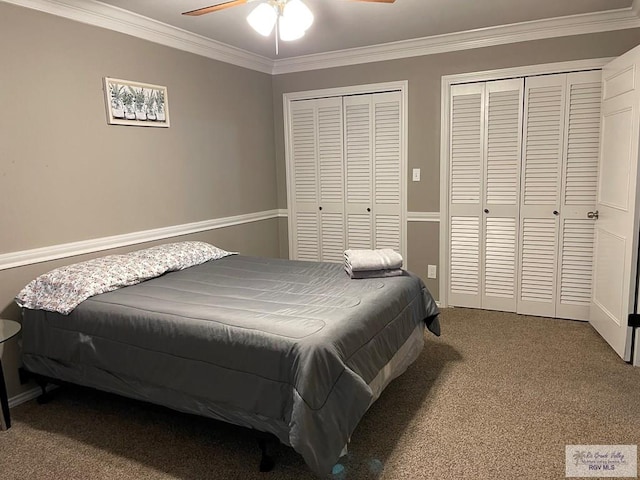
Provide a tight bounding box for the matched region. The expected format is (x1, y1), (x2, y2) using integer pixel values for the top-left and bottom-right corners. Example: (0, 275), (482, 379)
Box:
(256, 433), (275, 472)
(35, 377), (53, 405)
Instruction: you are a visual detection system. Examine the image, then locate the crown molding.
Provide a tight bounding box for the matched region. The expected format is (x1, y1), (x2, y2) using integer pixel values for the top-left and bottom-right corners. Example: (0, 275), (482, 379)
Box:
(0, 209), (282, 271)
(1, 0), (273, 74)
(3, 0), (640, 75)
(272, 7), (640, 74)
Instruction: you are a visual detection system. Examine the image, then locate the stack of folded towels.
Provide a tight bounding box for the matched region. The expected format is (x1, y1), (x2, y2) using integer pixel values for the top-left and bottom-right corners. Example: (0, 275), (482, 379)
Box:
(344, 248), (404, 279)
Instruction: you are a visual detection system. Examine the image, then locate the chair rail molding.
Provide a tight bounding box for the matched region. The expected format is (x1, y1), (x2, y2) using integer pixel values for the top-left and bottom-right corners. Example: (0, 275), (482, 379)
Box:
(0, 209), (286, 271)
(407, 212), (440, 222)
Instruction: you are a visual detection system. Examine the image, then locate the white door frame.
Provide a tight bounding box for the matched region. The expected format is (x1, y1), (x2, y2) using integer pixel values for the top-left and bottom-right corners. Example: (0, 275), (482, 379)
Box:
(439, 58), (612, 308)
(283, 81), (409, 262)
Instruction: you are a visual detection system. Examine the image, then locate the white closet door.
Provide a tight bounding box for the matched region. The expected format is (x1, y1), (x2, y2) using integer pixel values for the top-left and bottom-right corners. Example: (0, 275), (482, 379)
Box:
(518, 74), (566, 317)
(372, 92), (403, 252)
(482, 79), (524, 312)
(290, 99), (320, 260)
(317, 98), (345, 262)
(290, 98), (344, 262)
(344, 95), (373, 249)
(449, 83), (485, 308)
(555, 71), (602, 320)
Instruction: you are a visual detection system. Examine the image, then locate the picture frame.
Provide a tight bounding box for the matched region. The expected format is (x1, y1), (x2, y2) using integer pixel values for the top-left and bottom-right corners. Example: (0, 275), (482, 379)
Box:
(103, 77), (170, 127)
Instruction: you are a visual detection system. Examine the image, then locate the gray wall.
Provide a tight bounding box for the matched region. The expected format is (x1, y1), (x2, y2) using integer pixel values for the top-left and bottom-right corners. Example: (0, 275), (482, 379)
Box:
(0, 3), (278, 252)
(0, 3), (280, 398)
(272, 29), (640, 298)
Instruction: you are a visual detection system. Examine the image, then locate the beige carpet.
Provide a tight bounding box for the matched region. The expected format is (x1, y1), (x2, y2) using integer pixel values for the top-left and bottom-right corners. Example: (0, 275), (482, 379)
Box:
(1, 308), (639, 479)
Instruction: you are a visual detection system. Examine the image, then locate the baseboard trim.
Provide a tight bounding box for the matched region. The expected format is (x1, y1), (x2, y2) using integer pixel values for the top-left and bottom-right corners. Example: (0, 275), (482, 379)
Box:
(8, 384), (57, 408)
(0, 209), (284, 271)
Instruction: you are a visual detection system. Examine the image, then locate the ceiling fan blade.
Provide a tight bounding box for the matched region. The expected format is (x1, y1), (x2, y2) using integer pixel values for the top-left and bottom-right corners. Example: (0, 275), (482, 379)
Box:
(182, 0), (248, 16)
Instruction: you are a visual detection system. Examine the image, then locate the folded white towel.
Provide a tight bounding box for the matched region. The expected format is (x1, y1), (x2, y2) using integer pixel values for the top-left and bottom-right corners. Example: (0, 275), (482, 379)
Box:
(344, 249), (403, 272)
(345, 267), (404, 279)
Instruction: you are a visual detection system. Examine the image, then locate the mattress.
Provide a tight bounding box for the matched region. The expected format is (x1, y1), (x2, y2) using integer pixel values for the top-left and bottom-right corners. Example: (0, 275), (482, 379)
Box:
(21, 255), (439, 475)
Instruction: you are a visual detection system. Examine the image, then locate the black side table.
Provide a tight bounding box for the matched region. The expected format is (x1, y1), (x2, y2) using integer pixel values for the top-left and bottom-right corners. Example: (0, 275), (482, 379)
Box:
(0, 319), (21, 430)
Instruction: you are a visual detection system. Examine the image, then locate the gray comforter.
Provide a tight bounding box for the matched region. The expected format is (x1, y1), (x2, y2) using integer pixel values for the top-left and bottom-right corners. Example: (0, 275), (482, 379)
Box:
(21, 255), (439, 475)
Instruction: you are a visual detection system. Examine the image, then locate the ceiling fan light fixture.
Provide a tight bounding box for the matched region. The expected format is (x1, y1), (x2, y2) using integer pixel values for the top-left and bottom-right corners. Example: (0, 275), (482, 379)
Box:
(282, 0), (314, 32)
(247, 3), (277, 37)
(278, 14), (305, 41)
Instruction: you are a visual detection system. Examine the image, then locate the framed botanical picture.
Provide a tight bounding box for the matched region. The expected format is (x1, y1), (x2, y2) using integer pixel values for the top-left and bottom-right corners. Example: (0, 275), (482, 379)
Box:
(104, 77), (170, 127)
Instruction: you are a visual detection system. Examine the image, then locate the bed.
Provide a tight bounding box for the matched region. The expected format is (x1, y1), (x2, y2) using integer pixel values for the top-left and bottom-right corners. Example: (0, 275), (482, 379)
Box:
(17, 242), (440, 476)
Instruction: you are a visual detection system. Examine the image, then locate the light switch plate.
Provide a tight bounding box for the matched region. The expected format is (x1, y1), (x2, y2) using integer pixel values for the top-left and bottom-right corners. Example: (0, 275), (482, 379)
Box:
(427, 265), (437, 279)
(412, 168), (421, 181)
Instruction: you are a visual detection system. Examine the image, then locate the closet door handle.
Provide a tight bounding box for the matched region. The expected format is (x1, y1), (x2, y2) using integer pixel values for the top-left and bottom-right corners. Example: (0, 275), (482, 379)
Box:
(367, 208), (371, 212)
(553, 210), (559, 216)
(484, 209), (489, 214)
(319, 206), (323, 211)
(587, 210), (599, 220)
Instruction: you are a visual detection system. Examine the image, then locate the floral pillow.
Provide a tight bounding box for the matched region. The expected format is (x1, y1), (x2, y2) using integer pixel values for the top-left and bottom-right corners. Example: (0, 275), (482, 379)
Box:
(15, 241), (235, 315)
(129, 241), (234, 272)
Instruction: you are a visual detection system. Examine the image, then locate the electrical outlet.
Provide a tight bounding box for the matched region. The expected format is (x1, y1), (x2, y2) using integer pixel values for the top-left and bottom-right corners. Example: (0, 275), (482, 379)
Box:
(427, 265), (437, 279)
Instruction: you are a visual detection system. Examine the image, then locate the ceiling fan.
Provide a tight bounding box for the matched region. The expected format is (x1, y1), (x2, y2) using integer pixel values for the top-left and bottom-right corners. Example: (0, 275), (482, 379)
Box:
(182, 0), (396, 52)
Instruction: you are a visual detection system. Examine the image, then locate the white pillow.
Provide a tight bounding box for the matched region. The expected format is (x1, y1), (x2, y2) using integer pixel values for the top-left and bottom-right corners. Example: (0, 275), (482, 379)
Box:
(15, 241), (235, 315)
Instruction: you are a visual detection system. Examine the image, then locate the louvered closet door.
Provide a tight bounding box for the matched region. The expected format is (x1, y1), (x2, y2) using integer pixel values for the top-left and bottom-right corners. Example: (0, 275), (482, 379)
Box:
(372, 92), (403, 251)
(290, 99), (320, 260)
(344, 95), (374, 249)
(555, 71), (602, 320)
(517, 75), (566, 317)
(481, 79), (524, 312)
(317, 98), (346, 262)
(290, 98), (345, 262)
(449, 83), (485, 308)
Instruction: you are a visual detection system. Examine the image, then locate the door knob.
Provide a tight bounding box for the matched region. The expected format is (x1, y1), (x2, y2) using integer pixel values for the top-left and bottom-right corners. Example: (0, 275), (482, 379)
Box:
(553, 210), (559, 216)
(319, 206), (323, 211)
(587, 210), (599, 220)
(484, 209), (489, 214)
(367, 208), (371, 212)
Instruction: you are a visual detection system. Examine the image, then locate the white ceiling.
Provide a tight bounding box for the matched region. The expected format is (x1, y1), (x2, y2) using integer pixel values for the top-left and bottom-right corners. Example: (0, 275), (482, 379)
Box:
(97, 0), (633, 60)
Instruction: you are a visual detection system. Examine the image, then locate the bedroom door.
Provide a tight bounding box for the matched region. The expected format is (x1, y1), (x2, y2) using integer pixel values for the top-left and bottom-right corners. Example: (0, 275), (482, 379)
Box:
(589, 45), (640, 362)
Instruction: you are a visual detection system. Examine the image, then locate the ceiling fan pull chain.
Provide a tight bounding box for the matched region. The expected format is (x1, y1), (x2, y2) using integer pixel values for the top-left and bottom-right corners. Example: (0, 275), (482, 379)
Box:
(275, 18), (279, 55)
